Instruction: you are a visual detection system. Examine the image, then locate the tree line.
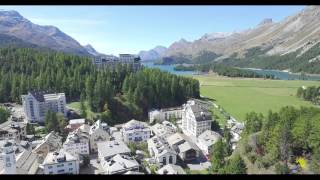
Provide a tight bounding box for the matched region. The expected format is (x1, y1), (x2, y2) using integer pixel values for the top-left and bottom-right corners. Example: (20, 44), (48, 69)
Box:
(297, 86), (320, 105)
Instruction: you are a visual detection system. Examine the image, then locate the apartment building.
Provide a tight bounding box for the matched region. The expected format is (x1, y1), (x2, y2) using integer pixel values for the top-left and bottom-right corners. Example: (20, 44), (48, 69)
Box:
(21, 91), (67, 123)
(181, 100), (212, 137)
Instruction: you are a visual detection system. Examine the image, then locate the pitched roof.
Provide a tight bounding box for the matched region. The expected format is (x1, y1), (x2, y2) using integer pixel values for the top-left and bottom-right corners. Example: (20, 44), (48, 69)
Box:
(197, 130), (222, 147)
(101, 154), (139, 174)
(16, 149), (39, 174)
(166, 133), (186, 147)
(147, 136), (176, 158)
(97, 140), (131, 159)
(123, 119), (148, 130)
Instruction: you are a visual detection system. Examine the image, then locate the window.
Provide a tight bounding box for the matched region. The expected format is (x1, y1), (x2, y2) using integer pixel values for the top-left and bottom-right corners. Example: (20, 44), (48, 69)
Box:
(6, 163), (11, 167)
(69, 168), (73, 171)
(48, 166), (53, 169)
(169, 156), (173, 164)
(57, 169), (65, 173)
(68, 163), (73, 166)
(57, 164), (64, 167)
(49, 171), (53, 174)
(162, 157), (166, 165)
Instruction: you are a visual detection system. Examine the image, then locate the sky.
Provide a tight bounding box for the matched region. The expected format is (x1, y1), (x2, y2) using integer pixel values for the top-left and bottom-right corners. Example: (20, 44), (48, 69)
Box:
(0, 6), (306, 55)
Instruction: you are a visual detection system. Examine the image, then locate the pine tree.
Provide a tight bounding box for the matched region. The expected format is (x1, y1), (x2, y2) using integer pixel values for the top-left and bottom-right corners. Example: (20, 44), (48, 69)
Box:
(80, 93), (87, 118)
(210, 139), (226, 173)
(223, 154), (247, 174)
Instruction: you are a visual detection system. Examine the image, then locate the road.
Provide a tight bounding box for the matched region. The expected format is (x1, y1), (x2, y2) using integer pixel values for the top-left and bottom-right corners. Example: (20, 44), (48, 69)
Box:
(79, 154), (104, 174)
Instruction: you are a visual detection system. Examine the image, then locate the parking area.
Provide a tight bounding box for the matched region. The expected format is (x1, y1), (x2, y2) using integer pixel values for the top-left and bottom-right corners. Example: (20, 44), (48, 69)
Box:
(80, 154), (104, 174)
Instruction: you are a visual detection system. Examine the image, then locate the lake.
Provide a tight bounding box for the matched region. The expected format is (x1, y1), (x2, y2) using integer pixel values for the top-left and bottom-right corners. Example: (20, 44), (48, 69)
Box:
(142, 62), (320, 81)
(243, 68), (320, 81)
(142, 62), (197, 75)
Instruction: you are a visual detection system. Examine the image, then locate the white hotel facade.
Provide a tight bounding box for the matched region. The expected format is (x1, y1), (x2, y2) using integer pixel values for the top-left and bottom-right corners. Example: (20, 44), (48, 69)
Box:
(182, 100), (212, 137)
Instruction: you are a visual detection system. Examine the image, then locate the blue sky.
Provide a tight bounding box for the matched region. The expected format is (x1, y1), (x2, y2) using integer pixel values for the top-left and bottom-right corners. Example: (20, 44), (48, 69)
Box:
(0, 6), (305, 55)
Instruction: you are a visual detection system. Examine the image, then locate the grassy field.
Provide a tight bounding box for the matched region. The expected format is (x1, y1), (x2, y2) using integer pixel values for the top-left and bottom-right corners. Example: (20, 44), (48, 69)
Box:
(192, 74), (319, 122)
(67, 101), (100, 121)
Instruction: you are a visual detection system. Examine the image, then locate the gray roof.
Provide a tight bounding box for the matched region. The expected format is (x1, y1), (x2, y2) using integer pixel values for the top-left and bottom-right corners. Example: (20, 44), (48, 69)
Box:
(197, 130), (222, 147)
(167, 133), (186, 147)
(166, 133), (200, 153)
(190, 105), (212, 122)
(101, 154), (139, 174)
(30, 90), (47, 102)
(178, 141), (200, 153)
(97, 140), (131, 159)
(43, 149), (77, 165)
(16, 149), (39, 174)
(147, 136), (176, 158)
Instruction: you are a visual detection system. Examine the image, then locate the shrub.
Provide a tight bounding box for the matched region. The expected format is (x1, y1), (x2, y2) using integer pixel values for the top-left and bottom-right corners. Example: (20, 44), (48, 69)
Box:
(247, 153), (257, 164)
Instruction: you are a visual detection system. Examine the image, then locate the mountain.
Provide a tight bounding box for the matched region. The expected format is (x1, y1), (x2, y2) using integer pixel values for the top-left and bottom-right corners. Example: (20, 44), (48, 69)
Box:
(84, 44), (104, 56)
(0, 10), (90, 56)
(0, 33), (39, 48)
(138, 45), (167, 61)
(152, 6), (320, 69)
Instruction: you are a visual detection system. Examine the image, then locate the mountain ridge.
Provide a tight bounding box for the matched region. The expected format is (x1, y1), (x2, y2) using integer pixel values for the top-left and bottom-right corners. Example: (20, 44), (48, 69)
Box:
(139, 6), (320, 69)
(0, 10), (92, 56)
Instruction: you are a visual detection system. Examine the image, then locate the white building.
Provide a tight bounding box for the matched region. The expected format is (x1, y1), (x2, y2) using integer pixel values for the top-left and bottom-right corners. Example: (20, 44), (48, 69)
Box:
(121, 119), (151, 143)
(157, 164), (186, 175)
(119, 54), (136, 63)
(0, 140), (16, 174)
(196, 130), (222, 156)
(21, 91), (67, 123)
(147, 136), (177, 167)
(182, 100), (212, 137)
(42, 149), (79, 174)
(149, 107), (183, 124)
(63, 127), (90, 157)
(89, 120), (110, 153)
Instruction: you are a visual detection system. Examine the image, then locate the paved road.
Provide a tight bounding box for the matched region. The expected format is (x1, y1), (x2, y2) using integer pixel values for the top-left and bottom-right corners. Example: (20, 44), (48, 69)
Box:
(80, 154), (103, 174)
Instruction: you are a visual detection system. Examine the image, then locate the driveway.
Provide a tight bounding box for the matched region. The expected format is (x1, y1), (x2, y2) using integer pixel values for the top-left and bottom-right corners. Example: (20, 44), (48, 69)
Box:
(80, 154), (104, 174)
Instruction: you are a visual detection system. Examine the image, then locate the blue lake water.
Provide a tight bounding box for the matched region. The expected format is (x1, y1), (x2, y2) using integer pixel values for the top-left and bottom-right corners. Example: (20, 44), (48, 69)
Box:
(243, 68), (320, 81)
(142, 62), (320, 81)
(142, 62), (197, 75)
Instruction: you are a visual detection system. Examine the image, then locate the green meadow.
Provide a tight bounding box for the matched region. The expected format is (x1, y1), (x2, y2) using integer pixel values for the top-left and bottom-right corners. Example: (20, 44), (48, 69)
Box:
(192, 74), (319, 122)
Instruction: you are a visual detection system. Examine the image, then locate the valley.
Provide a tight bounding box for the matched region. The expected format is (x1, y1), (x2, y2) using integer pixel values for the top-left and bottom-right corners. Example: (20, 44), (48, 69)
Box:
(192, 73), (319, 122)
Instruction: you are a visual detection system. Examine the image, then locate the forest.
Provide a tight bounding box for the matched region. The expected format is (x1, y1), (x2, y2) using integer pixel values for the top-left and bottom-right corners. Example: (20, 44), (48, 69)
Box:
(0, 47), (200, 125)
(241, 106), (320, 174)
(197, 63), (275, 79)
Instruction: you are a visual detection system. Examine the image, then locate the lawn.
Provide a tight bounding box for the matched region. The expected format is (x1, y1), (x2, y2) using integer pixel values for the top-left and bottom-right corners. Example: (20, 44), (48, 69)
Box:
(192, 74), (319, 122)
(67, 101), (100, 121)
